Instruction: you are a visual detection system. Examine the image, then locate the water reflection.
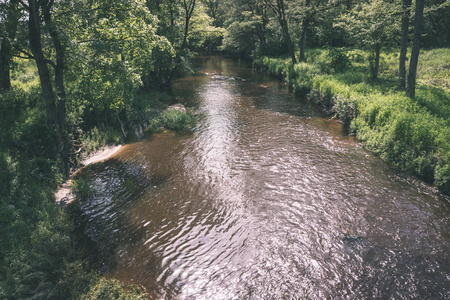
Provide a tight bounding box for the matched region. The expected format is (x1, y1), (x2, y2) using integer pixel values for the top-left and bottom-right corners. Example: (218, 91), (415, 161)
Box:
(75, 55), (450, 299)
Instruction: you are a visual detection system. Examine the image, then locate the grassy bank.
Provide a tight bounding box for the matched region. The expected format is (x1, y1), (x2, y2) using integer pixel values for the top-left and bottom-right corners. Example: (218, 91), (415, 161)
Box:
(254, 48), (450, 195)
(0, 60), (194, 299)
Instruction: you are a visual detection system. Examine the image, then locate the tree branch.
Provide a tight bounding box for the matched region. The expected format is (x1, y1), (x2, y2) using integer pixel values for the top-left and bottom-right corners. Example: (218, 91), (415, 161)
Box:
(13, 54), (35, 60)
(13, 45), (35, 60)
(12, 43), (55, 69)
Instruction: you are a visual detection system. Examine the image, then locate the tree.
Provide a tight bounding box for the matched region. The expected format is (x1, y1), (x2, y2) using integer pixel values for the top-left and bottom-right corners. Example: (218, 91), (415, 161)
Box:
(335, 0), (399, 79)
(188, 5), (225, 50)
(63, 0), (174, 109)
(421, 0), (450, 47)
(264, 0), (297, 63)
(18, 0), (67, 155)
(397, 0), (412, 90)
(246, 0), (270, 54)
(181, 0), (197, 48)
(222, 0), (262, 57)
(406, 0), (425, 97)
(146, 0), (181, 42)
(42, 0), (66, 134)
(0, 0), (20, 91)
(202, 0), (220, 25)
(292, 0), (325, 62)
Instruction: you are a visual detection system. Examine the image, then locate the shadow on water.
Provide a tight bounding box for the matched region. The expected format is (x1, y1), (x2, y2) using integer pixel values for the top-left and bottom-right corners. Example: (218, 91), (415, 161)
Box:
(69, 157), (170, 274)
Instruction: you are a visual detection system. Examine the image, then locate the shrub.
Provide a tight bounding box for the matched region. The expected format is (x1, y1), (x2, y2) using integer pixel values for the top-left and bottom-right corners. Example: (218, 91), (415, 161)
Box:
(435, 160), (450, 194)
(326, 48), (352, 73)
(81, 127), (122, 156)
(332, 94), (356, 128)
(160, 110), (196, 131)
(71, 178), (95, 200)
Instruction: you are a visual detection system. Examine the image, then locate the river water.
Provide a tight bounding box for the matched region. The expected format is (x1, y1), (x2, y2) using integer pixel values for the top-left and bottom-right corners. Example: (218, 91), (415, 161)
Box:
(75, 55), (449, 299)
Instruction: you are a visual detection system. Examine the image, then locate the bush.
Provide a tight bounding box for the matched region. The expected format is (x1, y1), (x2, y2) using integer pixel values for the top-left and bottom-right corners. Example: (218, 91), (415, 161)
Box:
(326, 48), (352, 73)
(435, 161), (450, 194)
(332, 94), (356, 128)
(162, 110), (195, 131)
(71, 178), (95, 200)
(81, 127), (123, 156)
(148, 109), (196, 132)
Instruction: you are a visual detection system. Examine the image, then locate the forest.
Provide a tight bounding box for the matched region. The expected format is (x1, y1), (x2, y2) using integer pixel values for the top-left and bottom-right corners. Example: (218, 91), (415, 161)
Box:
(0, 0), (449, 298)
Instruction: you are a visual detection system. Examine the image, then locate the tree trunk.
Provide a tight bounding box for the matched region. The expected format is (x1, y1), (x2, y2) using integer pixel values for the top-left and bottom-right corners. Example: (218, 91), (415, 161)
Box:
(299, 19), (309, 62)
(372, 44), (381, 79)
(28, 0), (58, 126)
(0, 38), (13, 91)
(0, 0), (20, 91)
(274, 0), (297, 64)
(182, 17), (189, 48)
(397, 0), (412, 91)
(282, 23), (297, 64)
(204, 0), (218, 24)
(253, 3), (268, 54)
(407, 0), (425, 98)
(42, 2), (66, 132)
(182, 0), (196, 49)
(141, 74), (151, 91)
(28, 0), (65, 156)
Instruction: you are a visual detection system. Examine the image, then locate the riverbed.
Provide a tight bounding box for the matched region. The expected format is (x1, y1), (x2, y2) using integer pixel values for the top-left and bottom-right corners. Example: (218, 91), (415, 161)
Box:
(73, 55), (449, 299)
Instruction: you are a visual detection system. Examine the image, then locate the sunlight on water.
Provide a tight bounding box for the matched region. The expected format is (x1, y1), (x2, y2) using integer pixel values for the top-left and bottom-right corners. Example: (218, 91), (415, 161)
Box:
(75, 55), (450, 299)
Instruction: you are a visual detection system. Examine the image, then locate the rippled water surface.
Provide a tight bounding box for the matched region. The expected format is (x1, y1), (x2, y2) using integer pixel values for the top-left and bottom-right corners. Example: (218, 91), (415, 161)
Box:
(76, 56), (450, 299)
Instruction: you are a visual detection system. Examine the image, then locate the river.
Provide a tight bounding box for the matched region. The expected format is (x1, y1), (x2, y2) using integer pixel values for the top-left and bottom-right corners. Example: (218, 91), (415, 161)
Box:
(74, 55), (449, 299)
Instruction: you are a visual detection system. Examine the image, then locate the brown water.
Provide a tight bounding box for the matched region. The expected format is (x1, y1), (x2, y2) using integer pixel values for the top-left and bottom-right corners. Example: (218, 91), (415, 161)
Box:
(75, 55), (450, 299)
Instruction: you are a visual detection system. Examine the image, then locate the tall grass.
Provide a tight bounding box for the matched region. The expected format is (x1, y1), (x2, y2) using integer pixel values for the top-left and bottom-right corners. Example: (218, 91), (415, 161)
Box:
(254, 48), (450, 195)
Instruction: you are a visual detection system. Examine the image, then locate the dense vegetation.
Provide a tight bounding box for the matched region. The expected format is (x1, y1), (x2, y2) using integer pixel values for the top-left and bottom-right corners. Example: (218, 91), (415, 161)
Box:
(0, 0), (448, 298)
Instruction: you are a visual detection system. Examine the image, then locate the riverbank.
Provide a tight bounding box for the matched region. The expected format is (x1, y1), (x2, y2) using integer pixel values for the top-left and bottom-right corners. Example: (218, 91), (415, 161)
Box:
(55, 145), (123, 204)
(0, 86), (191, 298)
(56, 103), (194, 205)
(253, 48), (450, 196)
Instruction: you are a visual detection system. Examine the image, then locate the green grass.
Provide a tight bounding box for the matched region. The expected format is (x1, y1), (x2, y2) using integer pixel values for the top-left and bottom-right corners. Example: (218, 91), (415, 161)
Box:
(254, 48), (450, 195)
